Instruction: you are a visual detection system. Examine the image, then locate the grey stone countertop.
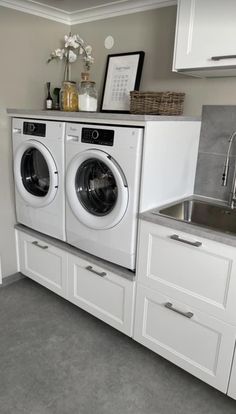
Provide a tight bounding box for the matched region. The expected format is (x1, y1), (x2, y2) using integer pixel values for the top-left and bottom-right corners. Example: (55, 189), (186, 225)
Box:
(7, 109), (200, 125)
(140, 195), (236, 248)
(15, 224), (135, 281)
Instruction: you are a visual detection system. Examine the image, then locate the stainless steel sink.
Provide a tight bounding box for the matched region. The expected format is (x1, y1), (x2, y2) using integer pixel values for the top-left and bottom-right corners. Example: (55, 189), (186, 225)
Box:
(157, 199), (236, 235)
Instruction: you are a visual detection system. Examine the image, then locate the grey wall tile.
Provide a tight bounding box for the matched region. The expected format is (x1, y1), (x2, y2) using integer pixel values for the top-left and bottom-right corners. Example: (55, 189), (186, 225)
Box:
(194, 152), (236, 202)
(199, 106), (236, 156)
(194, 105), (236, 203)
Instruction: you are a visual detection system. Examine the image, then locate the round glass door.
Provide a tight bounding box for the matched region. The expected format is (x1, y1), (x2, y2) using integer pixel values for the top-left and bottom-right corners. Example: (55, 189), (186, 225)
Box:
(21, 147), (50, 197)
(75, 158), (118, 217)
(66, 150), (128, 230)
(14, 140), (58, 207)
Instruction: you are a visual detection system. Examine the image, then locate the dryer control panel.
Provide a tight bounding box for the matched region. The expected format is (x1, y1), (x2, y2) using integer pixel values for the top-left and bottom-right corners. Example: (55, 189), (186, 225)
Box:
(23, 122), (46, 137)
(81, 127), (114, 146)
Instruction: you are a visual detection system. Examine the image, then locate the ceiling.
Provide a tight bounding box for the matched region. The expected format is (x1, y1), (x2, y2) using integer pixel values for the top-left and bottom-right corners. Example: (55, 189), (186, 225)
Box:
(32, 0), (129, 13)
(0, 0), (177, 24)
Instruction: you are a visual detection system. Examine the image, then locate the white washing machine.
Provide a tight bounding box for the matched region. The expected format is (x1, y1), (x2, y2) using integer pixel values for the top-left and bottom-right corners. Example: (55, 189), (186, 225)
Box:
(12, 118), (66, 240)
(66, 123), (143, 270)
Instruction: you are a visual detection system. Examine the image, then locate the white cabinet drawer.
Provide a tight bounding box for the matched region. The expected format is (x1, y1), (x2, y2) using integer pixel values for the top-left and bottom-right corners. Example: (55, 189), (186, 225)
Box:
(137, 221), (236, 324)
(134, 285), (236, 393)
(68, 254), (135, 336)
(17, 231), (67, 298)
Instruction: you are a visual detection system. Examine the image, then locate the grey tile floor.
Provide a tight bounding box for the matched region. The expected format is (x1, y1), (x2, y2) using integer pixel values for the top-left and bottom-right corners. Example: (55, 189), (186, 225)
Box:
(1, 278), (236, 414)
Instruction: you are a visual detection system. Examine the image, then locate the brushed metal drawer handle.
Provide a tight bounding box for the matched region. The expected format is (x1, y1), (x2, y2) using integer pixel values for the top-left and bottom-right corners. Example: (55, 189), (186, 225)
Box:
(85, 265), (106, 278)
(211, 54), (236, 61)
(170, 234), (202, 247)
(164, 302), (194, 319)
(32, 241), (48, 250)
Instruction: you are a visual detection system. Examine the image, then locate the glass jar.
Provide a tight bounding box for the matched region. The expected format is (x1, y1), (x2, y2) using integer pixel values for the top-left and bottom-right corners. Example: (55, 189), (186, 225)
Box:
(78, 76), (98, 112)
(60, 81), (78, 112)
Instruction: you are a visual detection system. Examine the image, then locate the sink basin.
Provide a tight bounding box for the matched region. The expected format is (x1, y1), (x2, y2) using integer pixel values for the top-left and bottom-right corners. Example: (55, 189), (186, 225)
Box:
(157, 199), (236, 235)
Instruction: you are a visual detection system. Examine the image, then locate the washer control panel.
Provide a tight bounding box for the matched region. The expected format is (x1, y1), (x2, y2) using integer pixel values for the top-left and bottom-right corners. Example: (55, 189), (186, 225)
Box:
(23, 122), (46, 137)
(81, 127), (114, 146)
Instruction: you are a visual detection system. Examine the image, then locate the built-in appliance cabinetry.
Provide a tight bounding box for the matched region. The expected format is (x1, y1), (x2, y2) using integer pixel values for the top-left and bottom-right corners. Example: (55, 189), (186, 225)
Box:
(134, 220), (236, 395)
(173, 0), (236, 77)
(16, 223), (236, 398)
(17, 229), (135, 337)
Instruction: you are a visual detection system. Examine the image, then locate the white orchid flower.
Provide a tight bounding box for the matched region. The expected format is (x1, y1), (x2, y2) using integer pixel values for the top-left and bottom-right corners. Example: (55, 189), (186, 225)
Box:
(64, 34), (69, 46)
(85, 45), (92, 55)
(47, 48), (65, 62)
(85, 55), (94, 64)
(83, 55), (95, 71)
(64, 34), (79, 49)
(47, 33), (94, 69)
(55, 48), (65, 60)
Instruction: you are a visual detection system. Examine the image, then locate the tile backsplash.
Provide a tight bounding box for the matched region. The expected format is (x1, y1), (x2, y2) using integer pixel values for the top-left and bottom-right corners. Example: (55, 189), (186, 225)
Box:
(194, 105), (236, 202)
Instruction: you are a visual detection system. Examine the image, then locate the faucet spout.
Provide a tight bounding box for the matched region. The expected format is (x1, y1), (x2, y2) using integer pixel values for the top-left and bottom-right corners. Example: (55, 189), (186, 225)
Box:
(222, 160), (229, 186)
(222, 131), (236, 208)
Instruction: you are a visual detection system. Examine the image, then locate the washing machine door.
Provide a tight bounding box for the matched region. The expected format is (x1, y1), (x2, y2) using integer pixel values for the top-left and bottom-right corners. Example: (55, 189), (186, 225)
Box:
(14, 140), (58, 207)
(66, 149), (128, 230)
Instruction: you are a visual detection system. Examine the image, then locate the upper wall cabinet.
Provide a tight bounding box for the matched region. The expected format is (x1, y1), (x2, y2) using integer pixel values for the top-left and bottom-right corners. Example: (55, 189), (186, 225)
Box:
(173, 0), (236, 77)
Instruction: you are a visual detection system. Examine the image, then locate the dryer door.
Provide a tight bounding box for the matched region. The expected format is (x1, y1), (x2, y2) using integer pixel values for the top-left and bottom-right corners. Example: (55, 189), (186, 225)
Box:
(66, 149), (128, 230)
(14, 140), (58, 207)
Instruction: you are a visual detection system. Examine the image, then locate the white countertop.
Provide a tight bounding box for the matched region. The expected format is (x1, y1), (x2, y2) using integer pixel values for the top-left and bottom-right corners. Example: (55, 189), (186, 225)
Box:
(7, 109), (201, 126)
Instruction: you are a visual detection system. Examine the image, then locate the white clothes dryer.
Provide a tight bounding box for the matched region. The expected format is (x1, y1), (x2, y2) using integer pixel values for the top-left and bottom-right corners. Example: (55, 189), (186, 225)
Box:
(65, 123), (143, 270)
(12, 118), (66, 240)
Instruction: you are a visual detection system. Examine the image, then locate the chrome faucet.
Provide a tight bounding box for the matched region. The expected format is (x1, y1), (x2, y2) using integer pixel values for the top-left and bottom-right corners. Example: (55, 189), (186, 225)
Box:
(222, 131), (236, 209)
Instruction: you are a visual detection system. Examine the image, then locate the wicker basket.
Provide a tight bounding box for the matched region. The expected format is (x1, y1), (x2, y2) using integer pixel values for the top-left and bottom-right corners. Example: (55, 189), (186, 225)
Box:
(130, 91), (185, 115)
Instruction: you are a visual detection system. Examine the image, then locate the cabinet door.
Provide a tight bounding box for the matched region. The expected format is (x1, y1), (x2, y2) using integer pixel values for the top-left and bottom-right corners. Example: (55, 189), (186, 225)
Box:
(134, 285), (236, 393)
(17, 231), (67, 298)
(174, 0), (236, 71)
(137, 221), (236, 325)
(67, 254), (135, 336)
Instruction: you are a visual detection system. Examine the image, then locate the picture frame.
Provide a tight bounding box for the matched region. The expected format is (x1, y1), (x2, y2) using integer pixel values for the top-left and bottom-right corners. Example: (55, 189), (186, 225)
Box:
(100, 51), (145, 113)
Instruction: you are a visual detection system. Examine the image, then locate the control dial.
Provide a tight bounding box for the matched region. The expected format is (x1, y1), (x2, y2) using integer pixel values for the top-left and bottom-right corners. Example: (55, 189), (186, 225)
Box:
(92, 130), (99, 140)
(28, 123), (36, 133)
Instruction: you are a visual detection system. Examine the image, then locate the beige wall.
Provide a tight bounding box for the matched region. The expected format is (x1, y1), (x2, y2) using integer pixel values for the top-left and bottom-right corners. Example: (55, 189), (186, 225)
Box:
(0, 6), (67, 278)
(72, 6), (236, 116)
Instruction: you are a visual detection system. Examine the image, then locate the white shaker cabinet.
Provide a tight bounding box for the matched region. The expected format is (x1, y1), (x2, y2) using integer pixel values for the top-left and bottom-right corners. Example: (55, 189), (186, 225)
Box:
(136, 221), (236, 325)
(67, 254), (135, 336)
(173, 0), (236, 77)
(17, 231), (68, 298)
(134, 220), (236, 394)
(16, 229), (135, 337)
(134, 285), (235, 393)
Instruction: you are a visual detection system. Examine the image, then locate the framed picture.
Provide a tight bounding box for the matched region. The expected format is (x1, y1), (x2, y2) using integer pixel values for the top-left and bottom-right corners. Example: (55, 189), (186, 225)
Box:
(100, 51), (145, 113)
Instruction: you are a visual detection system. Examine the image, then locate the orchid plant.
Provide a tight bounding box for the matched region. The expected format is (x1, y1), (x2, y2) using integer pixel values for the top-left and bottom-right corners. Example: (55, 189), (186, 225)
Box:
(47, 33), (94, 81)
